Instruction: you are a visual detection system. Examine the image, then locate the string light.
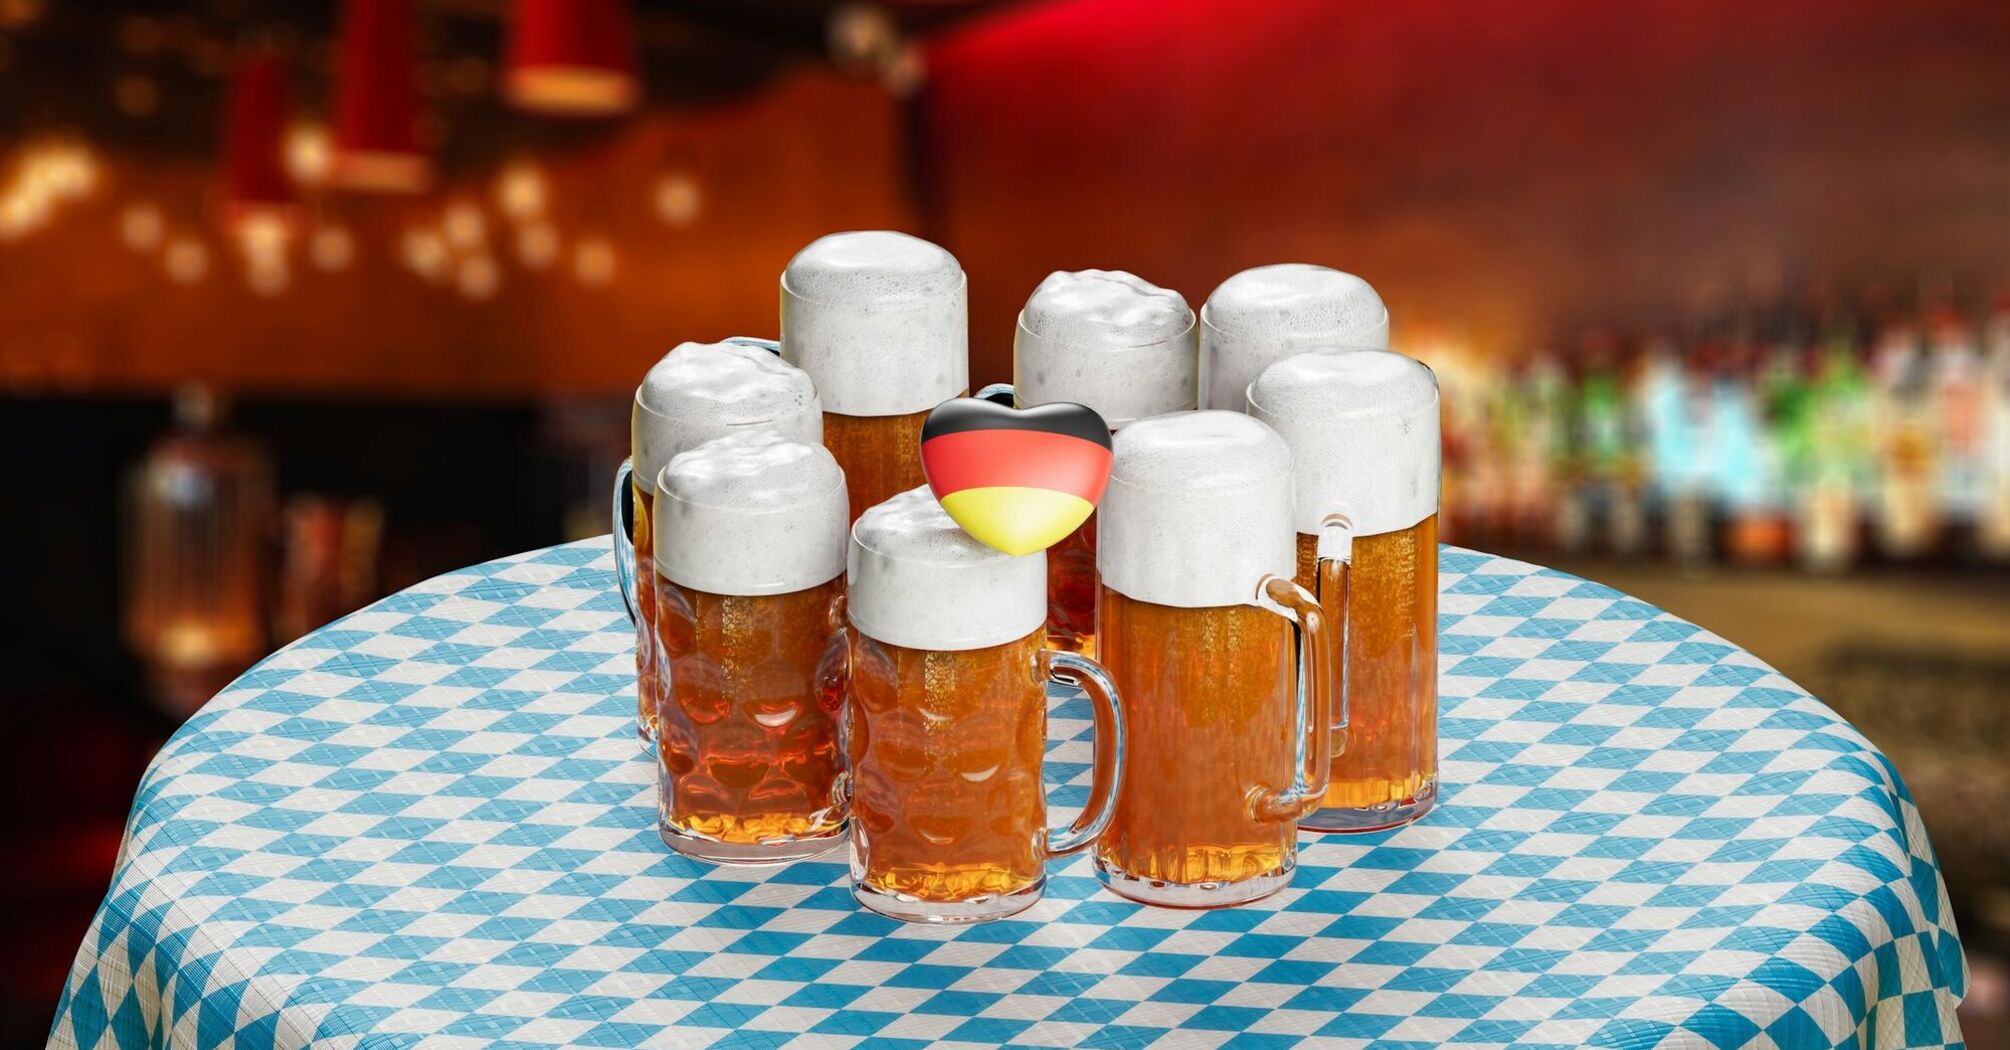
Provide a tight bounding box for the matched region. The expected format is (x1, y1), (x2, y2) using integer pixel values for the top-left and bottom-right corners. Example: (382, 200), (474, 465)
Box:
(401, 227), (448, 282)
(246, 255), (290, 297)
(496, 159), (546, 220)
(652, 172), (701, 227)
(164, 237), (209, 284)
(114, 73), (159, 117)
(573, 237), (615, 286)
(284, 121), (332, 186)
(121, 203), (164, 252)
(442, 200), (485, 250)
(516, 221), (557, 269)
(309, 225), (354, 272)
(456, 254), (499, 300)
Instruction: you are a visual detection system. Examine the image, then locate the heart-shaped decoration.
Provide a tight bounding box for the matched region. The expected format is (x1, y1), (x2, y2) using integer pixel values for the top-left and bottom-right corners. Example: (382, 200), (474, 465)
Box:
(921, 398), (1113, 556)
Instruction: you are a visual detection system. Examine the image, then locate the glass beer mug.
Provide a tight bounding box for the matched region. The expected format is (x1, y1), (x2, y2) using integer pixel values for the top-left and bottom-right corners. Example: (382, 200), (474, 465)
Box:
(841, 487), (1126, 923)
(1198, 263), (1389, 411)
(1002, 268), (1196, 657)
(612, 339), (821, 744)
(781, 231), (969, 522)
(651, 431), (850, 864)
(1250, 349), (1440, 832)
(1094, 411), (1351, 908)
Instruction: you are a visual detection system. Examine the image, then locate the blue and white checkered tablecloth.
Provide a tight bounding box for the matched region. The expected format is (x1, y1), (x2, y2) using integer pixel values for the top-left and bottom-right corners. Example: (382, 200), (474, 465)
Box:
(49, 541), (1967, 1050)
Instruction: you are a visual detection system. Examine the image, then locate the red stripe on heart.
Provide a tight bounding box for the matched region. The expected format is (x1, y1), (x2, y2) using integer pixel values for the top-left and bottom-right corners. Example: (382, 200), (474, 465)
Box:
(921, 428), (1113, 505)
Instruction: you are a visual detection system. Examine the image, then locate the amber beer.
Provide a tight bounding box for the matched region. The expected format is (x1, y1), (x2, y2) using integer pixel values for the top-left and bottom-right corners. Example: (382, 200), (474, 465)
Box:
(651, 431), (849, 863)
(843, 488), (1125, 923)
(1251, 348), (1441, 832)
(1199, 263), (1389, 411)
(781, 231), (969, 522)
(613, 340), (821, 744)
(1094, 411), (1347, 907)
(1010, 269), (1196, 655)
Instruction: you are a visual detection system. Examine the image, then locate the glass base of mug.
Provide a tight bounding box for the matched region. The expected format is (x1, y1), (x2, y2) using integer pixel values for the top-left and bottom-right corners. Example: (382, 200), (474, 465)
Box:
(658, 821), (845, 866)
(1298, 778), (1439, 834)
(1094, 851), (1296, 909)
(852, 876), (1045, 924)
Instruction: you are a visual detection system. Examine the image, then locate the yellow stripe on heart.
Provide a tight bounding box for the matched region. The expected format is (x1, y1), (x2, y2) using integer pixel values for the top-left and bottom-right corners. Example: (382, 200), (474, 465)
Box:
(937, 486), (1096, 557)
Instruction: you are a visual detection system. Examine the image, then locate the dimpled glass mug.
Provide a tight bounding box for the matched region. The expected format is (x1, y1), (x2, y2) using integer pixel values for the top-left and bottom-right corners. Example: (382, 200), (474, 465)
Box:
(611, 339), (821, 745)
(1093, 411), (1353, 908)
(1000, 268), (1197, 658)
(839, 487), (1126, 923)
(781, 232), (969, 523)
(651, 431), (850, 864)
(1250, 348), (1441, 833)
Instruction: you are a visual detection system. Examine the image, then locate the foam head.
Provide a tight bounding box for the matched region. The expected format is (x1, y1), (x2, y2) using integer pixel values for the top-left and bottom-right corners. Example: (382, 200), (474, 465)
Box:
(1199, 264), (1389, 410)
(847, 486), (1046, 650)
(1248, 349), (1441, 537)
(1097, 411), (1296, 608)
(631, 340), (822, 493)
(780, 231), (969, 417)
(1014, 269), (1197, 427)
(655, 431), (847, 596)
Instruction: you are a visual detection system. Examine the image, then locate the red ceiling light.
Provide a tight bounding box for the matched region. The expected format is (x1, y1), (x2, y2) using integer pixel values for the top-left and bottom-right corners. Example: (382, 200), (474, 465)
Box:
(219, 54), (298, 232)
(330, 0), (431, 193)
(503, 0), (640, 117)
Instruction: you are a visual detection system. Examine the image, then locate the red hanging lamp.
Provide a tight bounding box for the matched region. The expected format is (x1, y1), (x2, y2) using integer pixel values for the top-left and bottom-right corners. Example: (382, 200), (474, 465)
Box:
(219, 53), (298, 233)
(503, 0), (640, 117)
(330, 0), (431, 193)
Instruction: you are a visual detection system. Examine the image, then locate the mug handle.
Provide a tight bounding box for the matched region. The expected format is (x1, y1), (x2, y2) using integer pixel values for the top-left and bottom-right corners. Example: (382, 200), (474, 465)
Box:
(1038, 649), (1126, 857)
(1316, 513), (1357, 756)
(975, 382), (1016, 406)
(611, 457), (639, 624)
(1249, 572), (1343, 823)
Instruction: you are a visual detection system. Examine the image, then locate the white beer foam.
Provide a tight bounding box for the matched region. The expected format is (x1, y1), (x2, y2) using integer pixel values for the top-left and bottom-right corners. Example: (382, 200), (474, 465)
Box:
(1199, 264), (1390, 410)
(1098, 411), (1297, 608)
(1248, 349), (1441, 537)
(847, 486), (1046, 651)
(780, 231), (969, 416)
(631, 340), (822, 494)
(1015, 269), (1197, 427)
(655, 431), (847, 596)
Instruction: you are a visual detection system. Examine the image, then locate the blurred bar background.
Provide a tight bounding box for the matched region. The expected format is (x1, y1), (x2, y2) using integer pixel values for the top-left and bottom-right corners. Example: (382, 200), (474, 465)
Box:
(1, 0), (2007, 1044)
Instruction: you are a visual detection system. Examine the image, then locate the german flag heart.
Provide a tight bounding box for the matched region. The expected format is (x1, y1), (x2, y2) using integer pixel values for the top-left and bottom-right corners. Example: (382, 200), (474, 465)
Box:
(921, 398), (1113, 556)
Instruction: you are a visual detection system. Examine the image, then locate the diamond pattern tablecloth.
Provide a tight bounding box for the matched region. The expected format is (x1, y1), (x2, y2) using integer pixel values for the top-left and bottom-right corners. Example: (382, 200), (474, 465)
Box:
(49, 541), (1967, 1049)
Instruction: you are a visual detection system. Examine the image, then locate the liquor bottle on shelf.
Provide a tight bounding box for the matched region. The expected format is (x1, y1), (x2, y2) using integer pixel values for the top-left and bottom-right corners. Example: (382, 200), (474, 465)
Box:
(1926, 308), (1986, 558)
(1800, 315), (1871, 572)
(1870, 319), (1938, 561)
(1980, 289), (2010, 562)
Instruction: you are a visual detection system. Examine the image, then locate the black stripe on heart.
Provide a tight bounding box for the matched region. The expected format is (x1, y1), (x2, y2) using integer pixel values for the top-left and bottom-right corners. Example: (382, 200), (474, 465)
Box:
(923, 398), (1113, 449)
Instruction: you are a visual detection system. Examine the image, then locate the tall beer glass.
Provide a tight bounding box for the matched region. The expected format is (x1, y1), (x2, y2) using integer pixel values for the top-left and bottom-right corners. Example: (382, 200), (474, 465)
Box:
(1094, 411), (1351, 908)
(843, 487), (1125, 923)
(1010, 269), (1196, 657)
(612, 340), (821, 744)
(652, 431), (849, 864)
(1250, 349), (1441, 832)
(781, 231), (968, 522)
(1199, 264), (1388, 411)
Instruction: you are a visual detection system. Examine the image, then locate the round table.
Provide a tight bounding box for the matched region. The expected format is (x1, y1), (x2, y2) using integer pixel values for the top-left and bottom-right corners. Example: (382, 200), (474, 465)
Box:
(49, 541), (1967, 1050)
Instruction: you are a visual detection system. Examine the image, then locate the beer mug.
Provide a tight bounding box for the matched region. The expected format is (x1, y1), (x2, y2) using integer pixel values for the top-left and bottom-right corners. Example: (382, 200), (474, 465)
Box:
(1094, 411), (1351, 908)
(612, 340), (821, 744)
(1007, 269), (1196, 656)
(651, 431), (850, 864)
(1250, 349), (1440, 832)
(781, 231), (969, 522)
(1199, 263), (1388, 411)
(842, 487), (1125, 923)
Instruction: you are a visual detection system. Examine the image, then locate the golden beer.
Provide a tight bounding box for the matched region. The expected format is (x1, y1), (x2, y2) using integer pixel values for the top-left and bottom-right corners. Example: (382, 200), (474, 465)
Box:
(650, 431), (850, 864)
(781, 232), (969, 524)
(1092, 412), (1343, 908)
(1295, 518), (1438, 821)
(1251, 348), (1441, 832)
(843, 488), (1124, 923)
(822, 408), (934, 524)
(1011, 269), (1198, 655)
(846, 627), (1049, 905)
(614, 340), (820, 745)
